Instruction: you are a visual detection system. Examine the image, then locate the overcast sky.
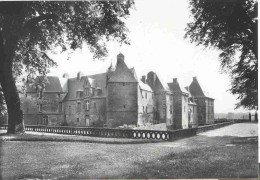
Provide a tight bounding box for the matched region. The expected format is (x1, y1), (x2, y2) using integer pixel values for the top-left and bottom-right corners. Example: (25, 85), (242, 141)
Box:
(48, 0), (250, 113)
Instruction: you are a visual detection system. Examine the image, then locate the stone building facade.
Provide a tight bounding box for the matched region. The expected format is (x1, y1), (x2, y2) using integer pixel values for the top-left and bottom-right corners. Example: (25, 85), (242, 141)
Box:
(21, 53), (214, 129)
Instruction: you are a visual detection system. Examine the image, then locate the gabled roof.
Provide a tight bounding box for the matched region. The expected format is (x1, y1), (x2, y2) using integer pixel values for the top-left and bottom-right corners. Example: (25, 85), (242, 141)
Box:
(108, 54), (138, 83)
(26, 76), (63, 93)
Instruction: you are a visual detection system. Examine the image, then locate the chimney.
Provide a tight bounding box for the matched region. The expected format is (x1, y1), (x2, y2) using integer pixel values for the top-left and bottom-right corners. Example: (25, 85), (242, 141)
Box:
(61, 73), (69, 93)
(173, 78), (177, 83)
(117, 53), (124, 61)
(77, 72), (84, 80)
(63, 73), (69, 79)
(141, 75), (146, 83)
(193, 76), (197, 81)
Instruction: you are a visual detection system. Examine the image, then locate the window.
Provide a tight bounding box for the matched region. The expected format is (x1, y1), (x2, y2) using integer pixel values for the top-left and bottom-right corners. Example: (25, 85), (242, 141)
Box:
(76, 91), (83, 98)
(38, 90), (43, 99)
(123, 105), (126, 108)
(123, 82), (125, 86)
(145, 92), (147, 99)
(152, 94), (154, 99)
(143, 106), (145, 112)
(184, 106), (185, 112)
(77, 102), (81, 112)
(59, 102), (62, 112)
(85, 88), (89, 96)
(86, 100), (90, 110)
(146, 106), (147, 113)
(39, 104), (42, 112)
(170, 105), (172, 114)
(69, 106), (71, 117)
(43, 116), (48, 125)
(77, 118), (80, 122)
(94, 102), (96, 109)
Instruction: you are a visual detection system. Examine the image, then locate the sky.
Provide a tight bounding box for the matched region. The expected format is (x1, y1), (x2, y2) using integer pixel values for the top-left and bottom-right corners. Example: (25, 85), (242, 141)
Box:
(48, 0), (251, 114)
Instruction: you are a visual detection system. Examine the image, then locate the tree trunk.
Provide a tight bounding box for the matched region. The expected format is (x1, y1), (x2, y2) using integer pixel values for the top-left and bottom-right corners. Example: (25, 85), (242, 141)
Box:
(0, 16), (25, 134)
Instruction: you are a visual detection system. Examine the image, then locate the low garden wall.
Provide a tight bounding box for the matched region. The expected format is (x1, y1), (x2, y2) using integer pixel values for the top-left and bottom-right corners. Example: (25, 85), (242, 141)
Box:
(0, 121), (234, 141)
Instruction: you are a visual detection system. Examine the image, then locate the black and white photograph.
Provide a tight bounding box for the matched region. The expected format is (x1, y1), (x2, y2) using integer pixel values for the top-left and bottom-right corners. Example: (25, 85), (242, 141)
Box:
(0, 0), (258, 179)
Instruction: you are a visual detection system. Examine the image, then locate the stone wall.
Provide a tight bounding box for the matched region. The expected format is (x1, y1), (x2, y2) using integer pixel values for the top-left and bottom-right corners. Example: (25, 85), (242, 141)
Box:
(21, 92), (64, 126)
(107, 82), (138, 128)
(172, 92), (189, 129)
(63, 100), (85, 126)
(137, 87), (154, 126)
(89, 97), (106, 127)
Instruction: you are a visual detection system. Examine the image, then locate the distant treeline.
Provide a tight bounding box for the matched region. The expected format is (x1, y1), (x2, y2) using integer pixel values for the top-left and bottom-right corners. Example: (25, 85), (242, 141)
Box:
(215, 112), (257, 120)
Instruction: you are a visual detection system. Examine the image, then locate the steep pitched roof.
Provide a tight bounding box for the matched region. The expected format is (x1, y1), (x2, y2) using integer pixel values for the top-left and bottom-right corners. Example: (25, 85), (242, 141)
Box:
(64, 76), (87, 100)
(139, 80), (153, 92)
(88, 72), (108, 97)
(108, 55), (138, 83)
(146, 71), (170, 92)
(189, 77), (205, 97)
(26, 76), (63, 93)
(168, 79), (189, 94)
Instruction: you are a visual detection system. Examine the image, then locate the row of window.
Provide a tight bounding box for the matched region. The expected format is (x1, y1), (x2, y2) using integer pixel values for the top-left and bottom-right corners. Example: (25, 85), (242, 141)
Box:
(38, 102), (62, 112)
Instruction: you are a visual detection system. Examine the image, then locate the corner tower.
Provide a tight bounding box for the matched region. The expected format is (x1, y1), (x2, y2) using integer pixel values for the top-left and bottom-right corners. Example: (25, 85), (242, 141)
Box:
(106, 53), (138, 128)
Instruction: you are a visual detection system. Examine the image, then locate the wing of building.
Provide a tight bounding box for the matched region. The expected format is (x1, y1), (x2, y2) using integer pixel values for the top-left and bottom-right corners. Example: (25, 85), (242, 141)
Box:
(21, 53), (214, 129)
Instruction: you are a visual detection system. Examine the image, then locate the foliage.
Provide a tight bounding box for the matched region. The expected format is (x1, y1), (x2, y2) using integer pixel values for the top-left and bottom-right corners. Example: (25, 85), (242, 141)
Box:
(185, 0), (258, 109)
(0, 1), (134, 127)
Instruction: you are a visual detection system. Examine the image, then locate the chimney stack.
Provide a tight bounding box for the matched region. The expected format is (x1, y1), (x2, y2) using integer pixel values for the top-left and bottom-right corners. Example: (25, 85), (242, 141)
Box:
(141, 75), (146, 83)
(117, 53), (124, 62)
(173, 78), (177, 83)
(193, 76), (197, 81)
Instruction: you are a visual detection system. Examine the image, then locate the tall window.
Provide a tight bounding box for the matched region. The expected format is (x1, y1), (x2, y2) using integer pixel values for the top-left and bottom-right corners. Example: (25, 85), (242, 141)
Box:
(77, 102), (81, 112)
(38, 90), (43, 99)
(146, 106), (147, 113)
(43, 116), (48, 125)
(170, 105), (173, 114)
(93, 102), (96, 109)
(145, 92), (147, 99)
(143, 106), (145, 112)
(69, 106), (71, 117)
(86, 100), (90, 110)
(59, 102), (62, 112)
(39, 104), (42, 112)
(85, 88), (89, 96)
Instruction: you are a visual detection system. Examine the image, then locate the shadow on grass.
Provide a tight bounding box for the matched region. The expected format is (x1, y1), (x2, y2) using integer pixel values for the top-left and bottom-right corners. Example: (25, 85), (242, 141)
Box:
(124, 136), (258, 179)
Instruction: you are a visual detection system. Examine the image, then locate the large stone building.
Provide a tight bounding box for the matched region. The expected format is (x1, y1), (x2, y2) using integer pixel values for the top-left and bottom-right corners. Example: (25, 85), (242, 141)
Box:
(21, 53), (214, 129)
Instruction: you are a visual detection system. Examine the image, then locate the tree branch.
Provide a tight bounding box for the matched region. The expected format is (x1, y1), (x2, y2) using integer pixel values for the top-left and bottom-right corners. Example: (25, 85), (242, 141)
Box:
(23, 14), (59, 32)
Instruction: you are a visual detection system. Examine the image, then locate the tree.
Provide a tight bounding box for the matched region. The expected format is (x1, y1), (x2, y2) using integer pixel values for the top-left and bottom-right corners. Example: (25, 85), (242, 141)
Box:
(185, 0), (257, 110)
(0, 1), (134, 134)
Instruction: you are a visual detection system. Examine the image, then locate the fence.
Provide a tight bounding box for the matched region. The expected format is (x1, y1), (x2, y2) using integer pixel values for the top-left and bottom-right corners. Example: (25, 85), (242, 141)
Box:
(0, 121), (233, 141)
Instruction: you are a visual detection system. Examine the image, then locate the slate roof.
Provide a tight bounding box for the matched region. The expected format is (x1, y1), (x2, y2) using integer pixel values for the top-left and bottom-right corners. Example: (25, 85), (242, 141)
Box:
(64, 76), (87, 100)
(146, 71), (170, 92)
(168, 79), (189, 94)
(139, 80), (153, 92)
(88, 73), (108, 97)
(26, 76), (63, 93)
(189, 77), (205, 97)
(108, 57), (138, 83)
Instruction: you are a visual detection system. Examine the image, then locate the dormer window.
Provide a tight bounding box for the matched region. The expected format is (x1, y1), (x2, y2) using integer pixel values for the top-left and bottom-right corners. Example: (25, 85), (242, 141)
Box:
(76, 91), (83, 98)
